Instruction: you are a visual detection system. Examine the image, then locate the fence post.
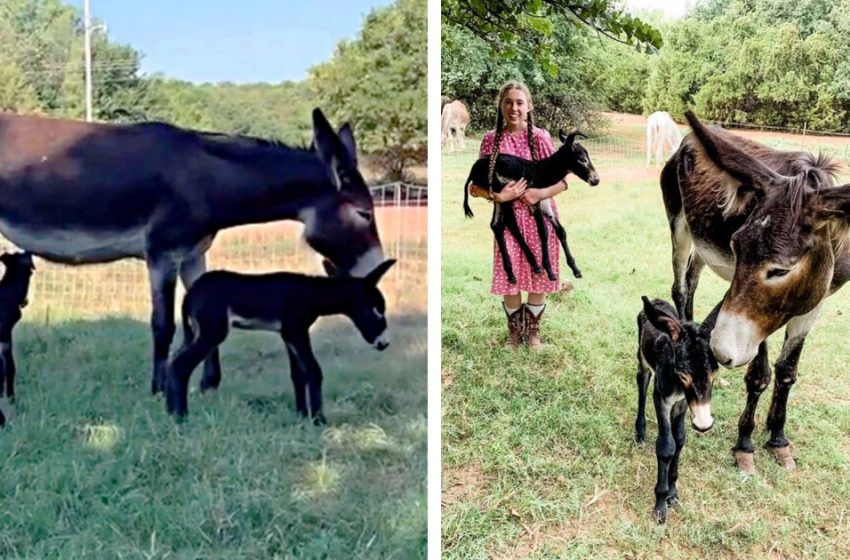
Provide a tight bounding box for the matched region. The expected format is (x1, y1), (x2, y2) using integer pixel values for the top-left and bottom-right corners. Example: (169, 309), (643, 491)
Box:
(802, 121), (807, 149)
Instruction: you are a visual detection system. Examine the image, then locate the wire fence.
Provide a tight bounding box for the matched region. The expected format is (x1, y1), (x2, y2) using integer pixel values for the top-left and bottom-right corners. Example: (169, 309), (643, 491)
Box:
(578, 123), (850, 172)
(2, 183), (428, 322)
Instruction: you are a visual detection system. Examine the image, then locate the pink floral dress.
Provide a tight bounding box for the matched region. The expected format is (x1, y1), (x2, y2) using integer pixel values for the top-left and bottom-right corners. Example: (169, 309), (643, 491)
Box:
(479, 127), (562, 295)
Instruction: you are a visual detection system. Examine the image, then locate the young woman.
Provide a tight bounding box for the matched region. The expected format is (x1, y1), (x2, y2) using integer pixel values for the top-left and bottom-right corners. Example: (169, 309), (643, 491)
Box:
(469, 81), (569, 349)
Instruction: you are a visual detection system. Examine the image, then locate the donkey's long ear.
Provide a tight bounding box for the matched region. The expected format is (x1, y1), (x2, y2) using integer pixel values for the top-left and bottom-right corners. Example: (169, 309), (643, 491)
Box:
(337, 123), (358, 168)
(642, 296), (682, 341)
(312, 108), (355, 178)
(559, 130), (587, 146)
(365, 259), (397, 285)
(813, 184), (850, 224)
(684, 111), (785, 190)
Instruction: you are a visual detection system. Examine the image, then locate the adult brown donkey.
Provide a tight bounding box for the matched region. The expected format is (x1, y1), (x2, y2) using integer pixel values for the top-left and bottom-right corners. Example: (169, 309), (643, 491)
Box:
(662, 110), (848, 474)
(0, 108), (384, 397)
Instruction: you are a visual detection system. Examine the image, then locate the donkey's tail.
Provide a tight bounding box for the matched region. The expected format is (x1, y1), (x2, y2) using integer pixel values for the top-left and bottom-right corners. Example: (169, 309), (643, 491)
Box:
(463, 172), (475, 218)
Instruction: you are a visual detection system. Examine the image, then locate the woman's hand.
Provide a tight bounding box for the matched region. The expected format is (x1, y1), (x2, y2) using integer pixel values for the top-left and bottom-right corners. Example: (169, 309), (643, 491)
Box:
(494, 178), (527, 203)
(520, 177), (567, 206)
(520, 189), (547, 206)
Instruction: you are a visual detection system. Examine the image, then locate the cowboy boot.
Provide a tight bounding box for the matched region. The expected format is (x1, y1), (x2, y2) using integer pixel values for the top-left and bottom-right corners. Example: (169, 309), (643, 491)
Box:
(503, 302), (525, 349)
(526, 304), (545, 350)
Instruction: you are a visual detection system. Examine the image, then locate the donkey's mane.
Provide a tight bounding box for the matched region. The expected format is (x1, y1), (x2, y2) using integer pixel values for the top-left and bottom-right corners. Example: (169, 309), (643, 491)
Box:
(196, 131), (313, 161)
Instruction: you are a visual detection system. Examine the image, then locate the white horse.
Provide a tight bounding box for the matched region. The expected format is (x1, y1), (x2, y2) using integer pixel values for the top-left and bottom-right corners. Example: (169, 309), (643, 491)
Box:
(646, 111), (682, 169)
(441, 100), (470, 152)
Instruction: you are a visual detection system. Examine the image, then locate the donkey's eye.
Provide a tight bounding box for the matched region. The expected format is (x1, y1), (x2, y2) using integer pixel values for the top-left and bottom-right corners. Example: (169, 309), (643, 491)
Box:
(767, 267), (790, 279)
(356, 209), (373, 222)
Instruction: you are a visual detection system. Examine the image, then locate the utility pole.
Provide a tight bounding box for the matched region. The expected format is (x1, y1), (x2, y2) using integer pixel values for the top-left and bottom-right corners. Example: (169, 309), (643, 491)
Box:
(84, 0), (93, 121)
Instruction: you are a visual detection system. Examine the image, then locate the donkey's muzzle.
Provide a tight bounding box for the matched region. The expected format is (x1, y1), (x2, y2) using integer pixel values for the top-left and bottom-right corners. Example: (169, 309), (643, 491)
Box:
(588, 173), (600, 186)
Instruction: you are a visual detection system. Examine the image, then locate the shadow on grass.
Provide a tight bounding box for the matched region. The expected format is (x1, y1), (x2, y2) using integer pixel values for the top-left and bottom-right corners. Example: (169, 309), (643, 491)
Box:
(0, 312), (426, 558)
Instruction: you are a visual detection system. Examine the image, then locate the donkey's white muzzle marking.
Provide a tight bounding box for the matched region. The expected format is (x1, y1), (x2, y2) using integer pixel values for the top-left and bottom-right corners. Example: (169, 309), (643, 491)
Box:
(710, 311), (760, 368)
(373, 331), (390, 351)
(350, 246), (386, 278)
(690, 403), (713, 432)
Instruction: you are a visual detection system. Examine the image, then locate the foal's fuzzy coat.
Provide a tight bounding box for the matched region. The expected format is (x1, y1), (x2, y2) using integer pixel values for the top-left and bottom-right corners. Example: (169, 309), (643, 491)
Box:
(635, 296), (719, 524)
(462, 131), (600, 283)
(165, 260), (395, 421)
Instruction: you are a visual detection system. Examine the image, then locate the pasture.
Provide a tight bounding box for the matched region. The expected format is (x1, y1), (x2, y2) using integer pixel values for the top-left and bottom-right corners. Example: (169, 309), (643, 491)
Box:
(0, 206), (427, 558)
(442, 113), (850, 559)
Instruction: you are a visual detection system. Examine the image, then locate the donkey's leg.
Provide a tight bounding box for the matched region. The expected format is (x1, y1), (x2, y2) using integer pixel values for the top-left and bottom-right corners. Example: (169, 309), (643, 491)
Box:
(765, 305), (821, 469)
(669, 212), (694, 320)
(543, 201), (581, 278)
(179, 254), (222, 392)
(165, 316), (228, 418)
(502, 204), (541, 274)
(284, 335), (308, 417)
(684, 252), (706, 321)
(635, 347), (652, 445)
(147, 257), (179, 395)
(666, 400), (688, 506)
(531, 206), (556, 281)
(0, 332), (9, 427)
(491, 205), (517, 284)
(2, 333), (14, 401)
(652, 391), (675, 524)
(733, 341), (770, 474)
(286, 331), (325, 425)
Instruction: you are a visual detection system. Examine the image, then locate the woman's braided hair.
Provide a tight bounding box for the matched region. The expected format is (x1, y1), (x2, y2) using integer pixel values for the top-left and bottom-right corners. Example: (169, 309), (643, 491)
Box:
(487, 80), (536, 198)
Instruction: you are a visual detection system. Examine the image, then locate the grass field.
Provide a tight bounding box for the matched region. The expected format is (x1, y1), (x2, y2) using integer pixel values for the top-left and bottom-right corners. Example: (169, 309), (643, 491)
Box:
(0, 254), (426, 555)
(442, 115), (850, 559)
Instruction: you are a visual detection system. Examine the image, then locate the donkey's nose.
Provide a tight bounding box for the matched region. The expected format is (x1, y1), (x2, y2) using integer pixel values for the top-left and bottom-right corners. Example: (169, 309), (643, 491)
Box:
(373, 335), (389, 351)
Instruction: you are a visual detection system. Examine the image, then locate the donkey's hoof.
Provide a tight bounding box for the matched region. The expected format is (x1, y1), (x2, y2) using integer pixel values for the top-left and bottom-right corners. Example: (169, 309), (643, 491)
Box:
(652, 507), (667, 524)
(734, 450), (756, 475)
(770, 446), (796, 470)
(572, 269), (583, 279)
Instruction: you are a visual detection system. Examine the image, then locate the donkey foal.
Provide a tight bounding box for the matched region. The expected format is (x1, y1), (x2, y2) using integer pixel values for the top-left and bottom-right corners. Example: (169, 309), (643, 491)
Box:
(635, 296), (718, 524)
(165, 260), (396, 422)
(0, 252), (34, 427)
(463, 131), (600, 282)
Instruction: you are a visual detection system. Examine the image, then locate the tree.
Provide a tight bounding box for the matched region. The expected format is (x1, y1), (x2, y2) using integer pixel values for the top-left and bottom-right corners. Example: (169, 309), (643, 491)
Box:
(310, 0), (427, 180)
(442, 0), (662, 75)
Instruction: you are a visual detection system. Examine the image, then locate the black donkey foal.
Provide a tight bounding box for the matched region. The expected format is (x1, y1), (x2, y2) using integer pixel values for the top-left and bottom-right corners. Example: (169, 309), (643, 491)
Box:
(462, 130), (600, 283)
(165, 259), (395, 422)
(635, 296), (718, 524)
(0, 252), (34, 427)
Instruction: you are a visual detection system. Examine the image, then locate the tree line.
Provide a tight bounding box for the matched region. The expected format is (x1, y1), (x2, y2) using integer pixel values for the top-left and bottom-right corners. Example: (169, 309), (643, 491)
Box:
(0, 0), (426, 179)
(442, 0), (850, 133)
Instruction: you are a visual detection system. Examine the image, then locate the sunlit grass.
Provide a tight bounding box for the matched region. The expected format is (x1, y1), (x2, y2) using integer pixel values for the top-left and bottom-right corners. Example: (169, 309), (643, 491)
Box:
(442, 124), (850, 559)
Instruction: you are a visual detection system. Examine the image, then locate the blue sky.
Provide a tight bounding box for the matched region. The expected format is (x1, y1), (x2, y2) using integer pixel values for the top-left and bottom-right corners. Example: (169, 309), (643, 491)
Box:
(66, 0), (395, 84)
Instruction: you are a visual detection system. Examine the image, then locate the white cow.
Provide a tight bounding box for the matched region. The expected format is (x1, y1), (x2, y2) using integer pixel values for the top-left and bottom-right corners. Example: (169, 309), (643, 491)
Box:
(441, 100), (470, 152)
(646, 111), (683, 169)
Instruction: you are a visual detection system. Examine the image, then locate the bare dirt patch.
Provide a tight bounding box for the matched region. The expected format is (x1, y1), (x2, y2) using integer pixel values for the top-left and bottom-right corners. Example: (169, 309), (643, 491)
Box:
(442, 464), (493, 509)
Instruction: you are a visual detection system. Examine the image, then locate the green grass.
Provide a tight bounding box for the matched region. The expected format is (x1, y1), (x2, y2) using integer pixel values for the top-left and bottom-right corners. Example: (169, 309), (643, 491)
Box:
(441, 131), (850, 559)
(0, 310), (426, 558)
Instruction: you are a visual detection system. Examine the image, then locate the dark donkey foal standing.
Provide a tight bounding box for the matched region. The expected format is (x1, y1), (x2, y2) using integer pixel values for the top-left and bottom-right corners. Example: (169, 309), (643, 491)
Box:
(0, 252), (34, 426)
(0, 108), (383, 398)
(636, 297), (719, 524)
(462, 131), (600, 282)
(165, 259), (396, 421)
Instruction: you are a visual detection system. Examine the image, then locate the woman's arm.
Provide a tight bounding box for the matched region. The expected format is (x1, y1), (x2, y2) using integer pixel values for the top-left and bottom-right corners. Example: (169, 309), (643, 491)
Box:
(469, 179), (528, 202)
(521, 177), (568, 205)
